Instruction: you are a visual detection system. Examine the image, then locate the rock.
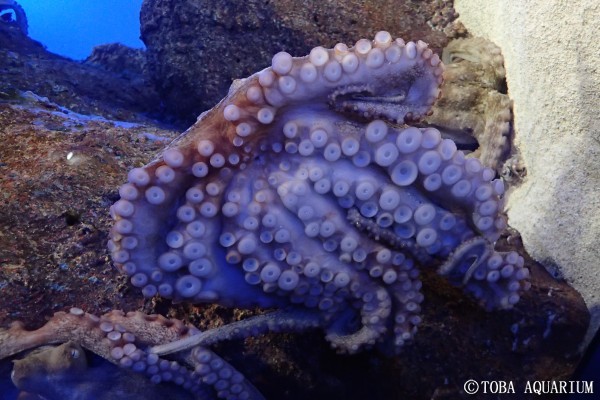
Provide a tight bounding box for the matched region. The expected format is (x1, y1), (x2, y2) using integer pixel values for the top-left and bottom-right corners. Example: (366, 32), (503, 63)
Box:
(0, 93), (178, 328)
(85, 43), (148, 80)
(0, 62), (590, 400)
(454, 0), (600, 348)
(0, 23), (161, 123)
(139, 0), (452, 126)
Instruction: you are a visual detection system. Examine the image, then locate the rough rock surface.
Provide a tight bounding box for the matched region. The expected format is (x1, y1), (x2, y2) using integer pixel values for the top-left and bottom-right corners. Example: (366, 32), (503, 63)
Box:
(139, 0), (457, 126)
(0, 15), (592, 400)
(85, 43), (149, 81)
(0, 23), (161, 123)
(454, 0), (600, 348)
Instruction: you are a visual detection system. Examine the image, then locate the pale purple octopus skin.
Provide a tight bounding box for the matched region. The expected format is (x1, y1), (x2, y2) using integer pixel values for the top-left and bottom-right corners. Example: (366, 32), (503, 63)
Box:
(108, 31), (530, 355)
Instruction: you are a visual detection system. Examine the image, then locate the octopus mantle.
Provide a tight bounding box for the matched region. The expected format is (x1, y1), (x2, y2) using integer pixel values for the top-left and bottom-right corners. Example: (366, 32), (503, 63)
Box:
(108, 31), (530, 356)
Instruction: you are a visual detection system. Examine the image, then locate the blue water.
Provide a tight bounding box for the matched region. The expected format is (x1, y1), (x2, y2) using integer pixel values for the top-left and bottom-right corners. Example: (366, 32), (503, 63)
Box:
(16, 0), (144, 60)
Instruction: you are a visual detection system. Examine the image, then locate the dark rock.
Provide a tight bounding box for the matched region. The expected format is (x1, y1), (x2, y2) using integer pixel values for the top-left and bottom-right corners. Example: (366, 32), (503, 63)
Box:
(0, 23), (161, 124)
(85, 43), (148, 80)
(140, 0), (452, 126)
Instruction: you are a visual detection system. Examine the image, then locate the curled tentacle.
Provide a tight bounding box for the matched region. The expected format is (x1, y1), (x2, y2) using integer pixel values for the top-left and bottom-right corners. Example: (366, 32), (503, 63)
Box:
(108, 31), (527, 355)
(0, 308), (264, 400)
(438, 238), (530, 309)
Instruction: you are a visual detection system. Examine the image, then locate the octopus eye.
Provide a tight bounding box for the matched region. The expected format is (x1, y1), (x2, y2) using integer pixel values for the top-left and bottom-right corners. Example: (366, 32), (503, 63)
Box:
(71, 349), (80, 359)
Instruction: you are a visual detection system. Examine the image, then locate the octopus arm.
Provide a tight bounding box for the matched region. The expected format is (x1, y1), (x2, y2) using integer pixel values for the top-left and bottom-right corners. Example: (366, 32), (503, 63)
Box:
(0, 308), (264, 400)
(151, 308), (322, 356)
(109, 31), (529, 355)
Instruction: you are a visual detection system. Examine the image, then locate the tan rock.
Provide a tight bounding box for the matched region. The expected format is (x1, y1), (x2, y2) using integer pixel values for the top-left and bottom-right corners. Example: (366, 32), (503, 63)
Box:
(455, 0), (600, 347)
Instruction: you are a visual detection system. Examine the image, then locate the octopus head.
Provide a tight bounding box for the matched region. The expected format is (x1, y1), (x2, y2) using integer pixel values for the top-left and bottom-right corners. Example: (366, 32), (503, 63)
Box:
(11, 341), (87, 393)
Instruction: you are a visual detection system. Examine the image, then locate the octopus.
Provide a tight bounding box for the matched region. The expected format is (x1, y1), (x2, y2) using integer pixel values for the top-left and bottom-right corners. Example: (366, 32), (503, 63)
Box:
(108, 31), (530, 355)
(424, 37), (513, 172)
(1, 31), (530, 399)
(11, 341), (198, 400)
(1, 309), (264, 400)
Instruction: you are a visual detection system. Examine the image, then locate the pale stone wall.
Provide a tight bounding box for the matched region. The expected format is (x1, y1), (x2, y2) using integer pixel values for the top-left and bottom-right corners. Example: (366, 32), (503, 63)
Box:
(454, 0), (600, 347)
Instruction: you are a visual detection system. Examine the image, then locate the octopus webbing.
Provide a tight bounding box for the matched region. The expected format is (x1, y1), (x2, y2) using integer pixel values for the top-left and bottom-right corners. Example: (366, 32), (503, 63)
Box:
(108, 31), (530, 355)
(0, 308), (263, 400)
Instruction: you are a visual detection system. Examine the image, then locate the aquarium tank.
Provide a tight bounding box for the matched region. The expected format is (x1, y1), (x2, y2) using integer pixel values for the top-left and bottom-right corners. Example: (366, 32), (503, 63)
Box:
(0, 1), (598, 399)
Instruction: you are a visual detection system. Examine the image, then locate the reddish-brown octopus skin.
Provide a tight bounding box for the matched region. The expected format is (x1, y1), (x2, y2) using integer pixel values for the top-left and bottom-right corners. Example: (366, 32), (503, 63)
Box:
(0, 308), (264, 400)
(10, 341), (197, 400)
